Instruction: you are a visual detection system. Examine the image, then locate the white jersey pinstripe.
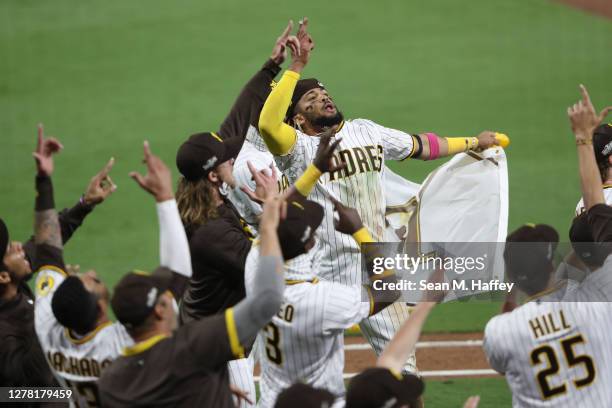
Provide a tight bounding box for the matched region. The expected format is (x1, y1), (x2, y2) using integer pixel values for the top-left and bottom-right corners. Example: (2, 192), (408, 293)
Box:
(34, 268), (133, 408)
(267, 118), (414, 286)
(228, 126), (290, 228)
(244, 245), (370, 407)
(483, 265), (612, 407)
(575, 186), (612, 215)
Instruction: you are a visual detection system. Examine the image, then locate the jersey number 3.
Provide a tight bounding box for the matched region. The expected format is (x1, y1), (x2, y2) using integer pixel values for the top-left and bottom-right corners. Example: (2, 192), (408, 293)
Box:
(530, 334), (596, 400)
(264, 323), (283, 365)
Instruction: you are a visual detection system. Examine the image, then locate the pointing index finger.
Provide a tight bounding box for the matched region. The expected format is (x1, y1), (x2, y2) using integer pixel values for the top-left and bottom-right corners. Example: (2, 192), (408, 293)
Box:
(579, 84), (593, 108)
(99, 157), (115, 178)
(279, 20), (293, 40)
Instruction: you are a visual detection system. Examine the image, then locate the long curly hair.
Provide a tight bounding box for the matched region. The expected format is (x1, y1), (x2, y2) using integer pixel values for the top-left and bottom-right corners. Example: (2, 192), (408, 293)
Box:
(176, 177), (219, 234)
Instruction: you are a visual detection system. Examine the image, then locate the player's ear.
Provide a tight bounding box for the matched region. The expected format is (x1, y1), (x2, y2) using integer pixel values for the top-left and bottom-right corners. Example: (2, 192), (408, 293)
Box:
(293, 113), (305, 128)
(0, 271), (11, 285)
(207, 170), (219, 184)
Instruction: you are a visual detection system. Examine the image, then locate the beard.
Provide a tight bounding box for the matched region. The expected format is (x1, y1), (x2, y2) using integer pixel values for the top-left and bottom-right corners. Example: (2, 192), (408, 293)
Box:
(311, 110), (344, 129)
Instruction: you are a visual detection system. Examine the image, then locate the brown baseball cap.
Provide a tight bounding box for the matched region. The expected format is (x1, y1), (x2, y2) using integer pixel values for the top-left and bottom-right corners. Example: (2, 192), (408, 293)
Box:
(0, 218), (8, 271)
(277, 199), (325, 261)
(504, 224), (559, 292)
(111, 267), (174, 329)
(176, 132), (242, 181)
(286, 78), (325, 121)
(569, 212), (611, 267)
(274, 383), (335, 408)
(346, 368), (425, 408)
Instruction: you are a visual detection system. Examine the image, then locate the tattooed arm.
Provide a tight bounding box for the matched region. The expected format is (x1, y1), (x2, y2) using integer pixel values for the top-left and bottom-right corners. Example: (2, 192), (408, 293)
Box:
(32, 124), (65, 270)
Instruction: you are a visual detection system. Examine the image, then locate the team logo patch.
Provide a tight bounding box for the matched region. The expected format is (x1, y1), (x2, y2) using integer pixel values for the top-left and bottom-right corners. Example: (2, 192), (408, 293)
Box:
(36, 274), (55, 297)
(203, 156), (218, 170)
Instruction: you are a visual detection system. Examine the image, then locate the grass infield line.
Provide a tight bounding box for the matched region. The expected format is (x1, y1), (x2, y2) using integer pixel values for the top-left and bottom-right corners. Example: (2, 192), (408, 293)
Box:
(345, 339), (484, 351)
(253, 369), (499, 382)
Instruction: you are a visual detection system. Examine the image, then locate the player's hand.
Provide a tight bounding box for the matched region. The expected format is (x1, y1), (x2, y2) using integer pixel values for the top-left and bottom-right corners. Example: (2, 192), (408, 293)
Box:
(240, 161), (279, 204)
(129, 141), (174, 202)
(83, 158), (117, 206)
(421, 268), (448, 303)
(331, 197), (363, 234)
(568, 84), (612, 141)
(270, 20), (300, 65)
(463, 395), (480, 408)
(260, 195), (287, 231)
(313, 128), (345, 174)
(33, 123), (63, 177)
(229, 384), (254, 406)
(475, 130), (499, 151)
(289, 17), (314, 72)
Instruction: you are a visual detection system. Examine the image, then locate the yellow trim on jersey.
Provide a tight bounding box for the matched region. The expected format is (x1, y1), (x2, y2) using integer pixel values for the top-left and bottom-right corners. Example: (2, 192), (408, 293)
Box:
(259, 70), (299, 155)
(403, 135), (418, 160)
(603, 184), (612, 189)
(335, 120), (345, 133)
(525, 281), (566, 303)
(65, 321), (113, 345)
(36, 264), (67, 276)
(389, 368), (404, 381)
(122, 333), (170, 356)
(285, 277), (319, 285)
(210, 132), (223, 143)
(225, 308), (246, 359)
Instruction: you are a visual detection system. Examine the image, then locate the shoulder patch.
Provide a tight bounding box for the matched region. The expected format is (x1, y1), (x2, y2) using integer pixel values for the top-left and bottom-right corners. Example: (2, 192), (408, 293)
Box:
(36, 274), (55, 297)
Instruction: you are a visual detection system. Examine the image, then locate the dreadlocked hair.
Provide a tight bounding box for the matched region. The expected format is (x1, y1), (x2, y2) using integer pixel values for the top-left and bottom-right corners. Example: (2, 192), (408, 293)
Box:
(176, 177), (219, 233)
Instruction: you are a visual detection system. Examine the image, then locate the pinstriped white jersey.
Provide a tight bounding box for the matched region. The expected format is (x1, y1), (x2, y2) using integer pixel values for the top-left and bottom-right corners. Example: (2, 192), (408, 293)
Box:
(483, 269), (612, 407)
(34, 268), (133, 408)
(575, 186), (612, 215)
(244, 246), (370, 407)
(228, 126), (290, 228)
(265, 119), (414, 285)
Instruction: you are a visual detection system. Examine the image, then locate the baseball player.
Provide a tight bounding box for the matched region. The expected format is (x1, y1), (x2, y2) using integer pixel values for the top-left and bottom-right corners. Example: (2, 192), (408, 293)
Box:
(34, 140), (192, 407)
(244, 196), (400, 407)
(257, 17), (500, 370)
(484, 224), (612, 407)
(574, 123), (612, 215)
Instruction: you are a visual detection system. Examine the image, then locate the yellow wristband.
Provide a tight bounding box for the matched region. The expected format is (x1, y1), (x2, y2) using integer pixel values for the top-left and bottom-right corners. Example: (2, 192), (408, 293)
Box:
(294, 164), (322, 197)
(352, 227), (374, 245)
(445, 137), (478, 154)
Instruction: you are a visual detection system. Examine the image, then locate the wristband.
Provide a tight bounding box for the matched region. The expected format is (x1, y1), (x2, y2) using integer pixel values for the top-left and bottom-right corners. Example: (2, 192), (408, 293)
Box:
(576, 139), (593, 146)
(352, 227), (374, 245)
(294, 164), (322, 197)
(35, 176), (55, 211)
(425, 133), (440, 160)
(445, 137), (479, 154)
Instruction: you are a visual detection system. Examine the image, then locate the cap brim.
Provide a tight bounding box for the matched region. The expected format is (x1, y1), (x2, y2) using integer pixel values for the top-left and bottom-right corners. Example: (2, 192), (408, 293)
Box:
(150, 266), (174, 293)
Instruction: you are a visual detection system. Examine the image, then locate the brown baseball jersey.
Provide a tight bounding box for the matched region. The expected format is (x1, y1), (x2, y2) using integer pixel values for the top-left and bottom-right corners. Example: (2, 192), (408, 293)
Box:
(98, 310), (244, 408)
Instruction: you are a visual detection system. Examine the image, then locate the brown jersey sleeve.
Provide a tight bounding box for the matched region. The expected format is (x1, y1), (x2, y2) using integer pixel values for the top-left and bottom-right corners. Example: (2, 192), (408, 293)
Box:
(32, 243), (66, 273)
(175, 313), (237, 369)
(217, 59), (281, 158)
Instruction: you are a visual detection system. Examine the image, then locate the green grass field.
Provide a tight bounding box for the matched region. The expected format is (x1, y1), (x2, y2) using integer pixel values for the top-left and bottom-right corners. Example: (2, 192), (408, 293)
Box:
(2, 0), (610, 405)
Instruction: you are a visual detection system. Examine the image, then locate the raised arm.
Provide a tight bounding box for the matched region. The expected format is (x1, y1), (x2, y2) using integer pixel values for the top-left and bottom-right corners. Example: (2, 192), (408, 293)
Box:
(568, 85), (611, 211)
(32, 124), (64, 271)
(376, 270), (446, 372)
(232, 195), (285, 348)
(240, 127), (345, 206)
(259, 18), (314, 155)
(130, 141), (193, 297)
(331, 197), (401, 315)
(217, 22), (297, 158)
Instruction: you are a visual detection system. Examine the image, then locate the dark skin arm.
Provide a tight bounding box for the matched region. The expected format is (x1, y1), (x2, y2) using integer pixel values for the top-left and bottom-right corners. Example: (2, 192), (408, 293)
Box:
(217, 22), (298, 158)
(241, 127), (345, 206)
(331, 197), (401, 315)
(33, 124), (62, 251)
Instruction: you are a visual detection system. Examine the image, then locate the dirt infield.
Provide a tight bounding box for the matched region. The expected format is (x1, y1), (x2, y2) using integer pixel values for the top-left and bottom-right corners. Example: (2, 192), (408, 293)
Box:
(554, 0), (612, 18)
(344, 333), (496, 379)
